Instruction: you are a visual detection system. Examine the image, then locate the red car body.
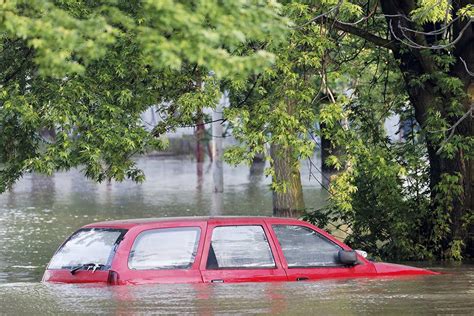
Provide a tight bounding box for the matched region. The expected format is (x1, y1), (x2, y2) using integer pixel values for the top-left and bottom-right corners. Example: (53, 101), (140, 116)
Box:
(42, 217), (437, 285)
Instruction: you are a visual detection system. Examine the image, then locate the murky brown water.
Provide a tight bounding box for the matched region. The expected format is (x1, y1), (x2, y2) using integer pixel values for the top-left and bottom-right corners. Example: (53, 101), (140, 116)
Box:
(0, 156), (472, 314)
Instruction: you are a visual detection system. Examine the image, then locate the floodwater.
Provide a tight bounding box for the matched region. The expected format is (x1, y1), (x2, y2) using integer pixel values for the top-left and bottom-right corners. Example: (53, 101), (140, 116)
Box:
(0, 156), (472, 314)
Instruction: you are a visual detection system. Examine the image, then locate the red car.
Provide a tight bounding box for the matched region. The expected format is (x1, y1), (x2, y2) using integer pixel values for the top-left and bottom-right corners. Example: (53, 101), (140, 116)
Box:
(42, 216), (437, 285)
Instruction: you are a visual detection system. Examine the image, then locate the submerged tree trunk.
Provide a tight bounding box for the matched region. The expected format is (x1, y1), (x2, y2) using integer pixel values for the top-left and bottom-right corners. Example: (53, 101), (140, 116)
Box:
(270, 143), (305, 218)
(427, 137), (474, 257)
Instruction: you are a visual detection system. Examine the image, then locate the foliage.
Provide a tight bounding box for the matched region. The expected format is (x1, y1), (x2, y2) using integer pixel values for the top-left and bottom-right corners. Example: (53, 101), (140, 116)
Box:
(0, 0), (286, 191)
(304, 46), (435, 260)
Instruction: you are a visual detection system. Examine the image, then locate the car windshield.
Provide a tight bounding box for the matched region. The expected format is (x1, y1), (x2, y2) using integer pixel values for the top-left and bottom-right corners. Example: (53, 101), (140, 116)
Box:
(48, 228), (125, 270)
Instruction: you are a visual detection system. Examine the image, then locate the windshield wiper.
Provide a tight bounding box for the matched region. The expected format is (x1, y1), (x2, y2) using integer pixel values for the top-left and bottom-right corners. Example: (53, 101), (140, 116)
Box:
(70, 263), (105, 275)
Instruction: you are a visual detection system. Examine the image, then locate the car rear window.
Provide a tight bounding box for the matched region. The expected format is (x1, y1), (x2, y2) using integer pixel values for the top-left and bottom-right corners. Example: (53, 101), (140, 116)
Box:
(128, 227), (200, 270)
(207, 225), (276, 269)
(272, 225), (342, 267)
(48, 228), (126, 270)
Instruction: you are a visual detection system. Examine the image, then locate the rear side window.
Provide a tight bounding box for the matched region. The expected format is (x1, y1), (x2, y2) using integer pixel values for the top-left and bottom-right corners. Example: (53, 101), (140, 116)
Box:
(273, 225), (342, 267)
(129, 227), (200, 270)
(207, 225), (275, 269)
(48, 228), (125, 270)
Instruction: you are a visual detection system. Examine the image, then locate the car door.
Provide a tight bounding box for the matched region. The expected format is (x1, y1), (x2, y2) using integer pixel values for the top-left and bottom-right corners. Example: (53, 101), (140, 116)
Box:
(266, 220), (376, 281)
(113, 221), (207, 284)
(200, 218), (287, 283)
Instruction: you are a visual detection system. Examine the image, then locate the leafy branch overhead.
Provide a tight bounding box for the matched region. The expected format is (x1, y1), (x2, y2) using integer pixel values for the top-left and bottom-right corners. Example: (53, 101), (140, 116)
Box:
(0, 0), (286, 189)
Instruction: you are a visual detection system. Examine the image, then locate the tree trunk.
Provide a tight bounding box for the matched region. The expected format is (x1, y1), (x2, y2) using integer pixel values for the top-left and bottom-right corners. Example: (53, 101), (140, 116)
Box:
(426, 138), (474, 257)
(467, 84), (474, 257)
(270, 143), (305, 217)
(195, 110), (205, 163)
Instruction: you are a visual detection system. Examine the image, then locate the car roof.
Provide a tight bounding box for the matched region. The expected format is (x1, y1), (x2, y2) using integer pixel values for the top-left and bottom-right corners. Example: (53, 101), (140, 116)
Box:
(83, 216), (304, 229)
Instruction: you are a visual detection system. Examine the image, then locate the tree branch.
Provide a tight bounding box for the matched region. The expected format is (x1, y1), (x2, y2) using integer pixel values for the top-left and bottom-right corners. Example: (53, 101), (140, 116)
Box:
(322, 17), (397, 50)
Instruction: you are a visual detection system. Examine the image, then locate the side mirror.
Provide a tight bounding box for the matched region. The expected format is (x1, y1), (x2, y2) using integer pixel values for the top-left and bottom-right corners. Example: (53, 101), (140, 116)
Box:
(338, 250), (358, 266)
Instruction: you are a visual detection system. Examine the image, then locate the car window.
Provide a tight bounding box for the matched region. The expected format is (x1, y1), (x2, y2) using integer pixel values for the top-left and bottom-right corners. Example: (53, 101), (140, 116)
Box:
(48, 228), (125, 270)
(272, 225), (342, 267)
(129, 227), (200, 270)
(207, 225), (275, 269)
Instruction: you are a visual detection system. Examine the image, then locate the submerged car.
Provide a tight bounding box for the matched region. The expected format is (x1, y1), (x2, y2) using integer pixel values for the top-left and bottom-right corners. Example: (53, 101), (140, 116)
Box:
(43, 216), (437, 285)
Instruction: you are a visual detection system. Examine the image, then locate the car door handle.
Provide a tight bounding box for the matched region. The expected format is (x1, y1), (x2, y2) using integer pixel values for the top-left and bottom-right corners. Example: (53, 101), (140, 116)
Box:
(296, 277), (309, 281)
(211, 279), (224, 283)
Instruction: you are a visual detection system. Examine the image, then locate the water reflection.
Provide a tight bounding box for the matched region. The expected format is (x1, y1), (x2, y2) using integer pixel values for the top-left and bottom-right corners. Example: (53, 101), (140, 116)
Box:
(196, 161), (205, 193)
(210, 192), (223, 216)
(31, 174), (56, 208)
(0, 267), (473, 314)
